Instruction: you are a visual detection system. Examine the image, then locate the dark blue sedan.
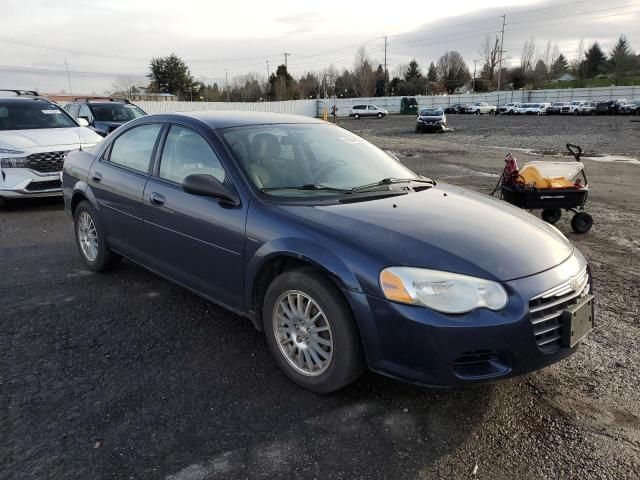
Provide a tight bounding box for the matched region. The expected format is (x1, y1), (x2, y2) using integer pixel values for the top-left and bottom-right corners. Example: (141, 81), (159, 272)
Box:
(62, 112), (594, 393)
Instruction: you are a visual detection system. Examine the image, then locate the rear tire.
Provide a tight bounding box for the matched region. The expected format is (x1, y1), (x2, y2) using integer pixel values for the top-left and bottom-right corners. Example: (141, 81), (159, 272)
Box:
(263, 267), (364, 393)
(541, 208), (562, 224)
(571, 212), (593, 234)
(73, 200), (120, 272)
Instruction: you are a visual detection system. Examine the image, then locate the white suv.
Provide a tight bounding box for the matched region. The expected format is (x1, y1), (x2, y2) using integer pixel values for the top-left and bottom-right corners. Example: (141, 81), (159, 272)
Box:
(0, 90), (102, 205)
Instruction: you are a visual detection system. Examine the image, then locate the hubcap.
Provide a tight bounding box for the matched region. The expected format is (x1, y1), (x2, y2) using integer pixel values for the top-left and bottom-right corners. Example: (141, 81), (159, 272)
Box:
(273, 290), (333, 376)
(77, 212), (98, 262)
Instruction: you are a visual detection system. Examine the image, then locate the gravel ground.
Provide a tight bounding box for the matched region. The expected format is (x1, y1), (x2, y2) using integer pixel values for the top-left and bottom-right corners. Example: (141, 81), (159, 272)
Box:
(1, 121), (639, 479)
(339, 113), (640, 158)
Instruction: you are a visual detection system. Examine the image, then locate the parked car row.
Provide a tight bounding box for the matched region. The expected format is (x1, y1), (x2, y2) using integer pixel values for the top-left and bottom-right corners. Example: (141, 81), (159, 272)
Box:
(446, 98), (639, 116)
(0, 90), (147, 204)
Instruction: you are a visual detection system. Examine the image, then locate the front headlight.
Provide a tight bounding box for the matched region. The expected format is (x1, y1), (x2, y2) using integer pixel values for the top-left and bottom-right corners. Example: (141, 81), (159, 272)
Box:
(379, 267), (508, 314)
(0, 156), (29, 168)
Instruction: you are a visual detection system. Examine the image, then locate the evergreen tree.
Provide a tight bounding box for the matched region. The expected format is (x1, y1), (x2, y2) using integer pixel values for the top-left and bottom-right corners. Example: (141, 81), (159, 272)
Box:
(147, 54), (196, 99)
(404, 59), (422, 81)
(583, 42), (607, 78)
(609, 35), (635, 84)
(551, 54), (569, 75)
(427, 62), (438, 82)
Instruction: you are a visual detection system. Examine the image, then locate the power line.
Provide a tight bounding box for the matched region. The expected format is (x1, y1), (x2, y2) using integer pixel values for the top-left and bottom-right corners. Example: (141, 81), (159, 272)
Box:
(506, 2), (640, 26)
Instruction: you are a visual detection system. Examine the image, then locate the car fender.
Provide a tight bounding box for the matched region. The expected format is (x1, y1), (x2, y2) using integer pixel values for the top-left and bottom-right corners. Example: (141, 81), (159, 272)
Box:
(245, 236), (364, 309)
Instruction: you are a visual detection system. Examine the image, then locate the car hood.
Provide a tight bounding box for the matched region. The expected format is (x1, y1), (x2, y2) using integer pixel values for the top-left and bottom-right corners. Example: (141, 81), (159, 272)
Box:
(418, 116), (444, 122)
(278, 184), (574, 282)
(0, 127), (103, 150)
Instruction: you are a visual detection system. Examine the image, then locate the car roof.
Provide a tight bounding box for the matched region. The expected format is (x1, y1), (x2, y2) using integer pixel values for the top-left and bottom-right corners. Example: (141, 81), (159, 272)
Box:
(0, 96), (58, 104)
(153, 111), (326, 130)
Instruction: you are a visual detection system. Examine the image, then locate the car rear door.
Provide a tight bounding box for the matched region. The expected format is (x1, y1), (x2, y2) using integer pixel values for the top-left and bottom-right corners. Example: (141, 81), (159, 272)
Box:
(142, 123), (246, 310)
(88, 122), (163, 261)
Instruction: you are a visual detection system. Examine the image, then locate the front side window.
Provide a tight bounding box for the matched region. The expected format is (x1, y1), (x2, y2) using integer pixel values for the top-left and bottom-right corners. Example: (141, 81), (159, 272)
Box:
(222, 124), (416, 197)
(79, 104), (93, 122)
(158, 125), (225, 184)
(108, 123), (162, 173)
(0, 101), (77, 131)
(92, 103), (146, 122)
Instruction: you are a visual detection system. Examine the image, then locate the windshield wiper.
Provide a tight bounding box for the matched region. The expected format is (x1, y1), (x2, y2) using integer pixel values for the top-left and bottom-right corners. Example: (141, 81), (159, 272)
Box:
(261, 184), (352, 193)
(351, 177), (435, 193)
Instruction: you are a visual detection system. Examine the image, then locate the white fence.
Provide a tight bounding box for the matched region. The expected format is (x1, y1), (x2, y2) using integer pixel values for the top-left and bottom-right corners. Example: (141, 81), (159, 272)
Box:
(60, 86), (638, 119)
(136, 99), (317, 117)
(317, 86), (640, 117)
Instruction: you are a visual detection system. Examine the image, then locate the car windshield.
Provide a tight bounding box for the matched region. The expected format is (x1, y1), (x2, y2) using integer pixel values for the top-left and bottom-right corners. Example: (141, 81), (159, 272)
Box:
(420, 108), (443, 116)
(222, 123), (417, 198)
(0, 101), (76, 130)
(91, 103), (146, 122)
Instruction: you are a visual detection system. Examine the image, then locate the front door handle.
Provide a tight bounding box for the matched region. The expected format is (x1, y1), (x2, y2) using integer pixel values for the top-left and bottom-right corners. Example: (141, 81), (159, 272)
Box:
(149, 192), (166, 207)
(91, 172), (102, 183)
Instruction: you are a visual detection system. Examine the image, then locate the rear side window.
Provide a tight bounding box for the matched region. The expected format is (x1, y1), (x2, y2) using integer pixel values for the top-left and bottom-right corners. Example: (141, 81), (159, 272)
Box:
(158, 125), (225, 184)
(108, 124), (162, 173)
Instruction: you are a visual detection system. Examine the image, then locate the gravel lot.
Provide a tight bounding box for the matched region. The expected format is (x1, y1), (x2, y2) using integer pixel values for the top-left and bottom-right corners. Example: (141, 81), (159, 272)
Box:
(2, 116), (639, 479)
(340, 113), (640, 158)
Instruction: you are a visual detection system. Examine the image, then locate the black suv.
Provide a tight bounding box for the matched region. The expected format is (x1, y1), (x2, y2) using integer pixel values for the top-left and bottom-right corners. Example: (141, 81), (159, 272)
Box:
(63, 98), (146, 136)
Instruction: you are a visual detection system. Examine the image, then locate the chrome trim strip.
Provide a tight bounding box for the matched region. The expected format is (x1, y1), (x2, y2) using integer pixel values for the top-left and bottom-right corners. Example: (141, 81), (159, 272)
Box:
(538, 334), (562, 346)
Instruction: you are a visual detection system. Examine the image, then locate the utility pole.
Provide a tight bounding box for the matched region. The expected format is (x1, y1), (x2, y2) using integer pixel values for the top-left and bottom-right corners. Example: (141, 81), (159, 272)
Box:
(64, 59), (73, 95)
(283, 53), (291, 68)
(384, 36), (388, 95)
(266, 60), (270, 79)
(473, 59), (478, 93)
(497, 14), (506, 91)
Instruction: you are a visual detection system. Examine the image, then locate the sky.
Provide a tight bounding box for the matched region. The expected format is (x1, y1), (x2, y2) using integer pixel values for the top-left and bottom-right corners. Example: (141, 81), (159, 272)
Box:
(1, 0), (638, 94)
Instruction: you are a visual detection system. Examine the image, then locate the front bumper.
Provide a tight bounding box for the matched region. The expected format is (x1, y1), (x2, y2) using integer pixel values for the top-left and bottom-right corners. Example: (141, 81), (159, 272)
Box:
(0, 168), (62, 198)
(417, 121), (444, 131)
(344, 255), (590, 386)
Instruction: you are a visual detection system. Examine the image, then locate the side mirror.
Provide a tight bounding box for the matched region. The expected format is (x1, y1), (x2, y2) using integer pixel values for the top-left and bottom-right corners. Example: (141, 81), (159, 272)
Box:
(182, 174), (239, 205)
(77, 117), (90, 127)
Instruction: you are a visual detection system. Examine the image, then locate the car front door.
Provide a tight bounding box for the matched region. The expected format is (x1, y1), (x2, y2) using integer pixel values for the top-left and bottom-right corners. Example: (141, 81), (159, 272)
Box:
(142, 124), (246, 310)
(88, 123), (163, 261)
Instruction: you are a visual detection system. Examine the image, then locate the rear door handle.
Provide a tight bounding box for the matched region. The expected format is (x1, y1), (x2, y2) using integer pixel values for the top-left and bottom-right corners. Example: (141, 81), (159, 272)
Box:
(91, 172), (102, 183)
(149, 192), (166, 207)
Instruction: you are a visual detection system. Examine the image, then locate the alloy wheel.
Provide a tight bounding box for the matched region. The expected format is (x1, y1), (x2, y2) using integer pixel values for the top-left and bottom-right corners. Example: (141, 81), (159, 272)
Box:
(77, 211), (99, 262)
(272, 290), (333, 376)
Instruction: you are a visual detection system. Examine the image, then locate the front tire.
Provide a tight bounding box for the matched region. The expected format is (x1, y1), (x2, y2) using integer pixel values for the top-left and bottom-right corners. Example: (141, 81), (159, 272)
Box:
(263, 268), (364, 393)
(354, 113), (360, 119)
(73, 200), (120, 271)
(377, 112), (383, 118)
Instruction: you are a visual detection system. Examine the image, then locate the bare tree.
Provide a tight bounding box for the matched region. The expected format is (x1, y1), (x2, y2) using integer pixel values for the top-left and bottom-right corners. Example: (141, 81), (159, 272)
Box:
(521, 37), (536, 80)
(111, 75), (145, 99)
(436, 51), (471, 94)
(352, 47), (376, 97)
(393, 64), (408, 80)
(480, 35), (501, 86)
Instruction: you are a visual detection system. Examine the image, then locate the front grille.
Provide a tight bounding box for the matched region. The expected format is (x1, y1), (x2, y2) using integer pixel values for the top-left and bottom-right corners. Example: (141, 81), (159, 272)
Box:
(25, 179), (62, 191)
(26, 151), (69, 173)
(529, 268), (591, 353)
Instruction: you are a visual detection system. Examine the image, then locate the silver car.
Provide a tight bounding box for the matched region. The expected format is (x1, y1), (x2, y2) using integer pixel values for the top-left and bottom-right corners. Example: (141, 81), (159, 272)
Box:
(349, 104), (388, 119)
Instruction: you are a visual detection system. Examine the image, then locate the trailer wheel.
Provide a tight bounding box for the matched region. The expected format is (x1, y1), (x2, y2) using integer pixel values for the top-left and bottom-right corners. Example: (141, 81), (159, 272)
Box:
(571, 212), (593, 234)
(541, 208), (562, 224)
